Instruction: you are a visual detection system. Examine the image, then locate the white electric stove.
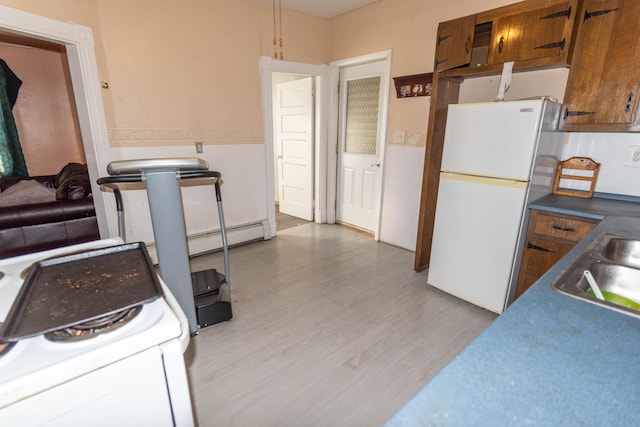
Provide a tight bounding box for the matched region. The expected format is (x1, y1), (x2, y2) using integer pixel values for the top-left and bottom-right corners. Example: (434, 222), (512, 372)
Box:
(0, 239), (194, 426)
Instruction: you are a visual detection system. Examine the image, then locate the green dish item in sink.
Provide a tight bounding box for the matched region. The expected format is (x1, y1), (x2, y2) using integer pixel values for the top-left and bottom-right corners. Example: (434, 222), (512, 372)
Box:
(586, 288), (640, 310)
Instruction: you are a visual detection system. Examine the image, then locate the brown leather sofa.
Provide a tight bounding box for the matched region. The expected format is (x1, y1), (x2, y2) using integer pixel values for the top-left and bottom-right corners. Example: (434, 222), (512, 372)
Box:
(0, 163), (100, 259)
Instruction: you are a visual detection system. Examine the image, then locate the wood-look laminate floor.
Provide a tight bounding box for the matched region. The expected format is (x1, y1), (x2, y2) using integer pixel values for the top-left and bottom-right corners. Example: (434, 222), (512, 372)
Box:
(186, 223), (496, 427)
(275, 205), (309, 232)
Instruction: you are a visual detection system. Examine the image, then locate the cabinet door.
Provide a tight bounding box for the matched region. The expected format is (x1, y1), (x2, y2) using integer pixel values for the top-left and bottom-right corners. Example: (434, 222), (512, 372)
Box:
(514, 210), (598, 299)
(562, 0), (640, 130)
(435, 15), (476, 72)
(489, 1), (576, 64)
(515, 237), (573, 299)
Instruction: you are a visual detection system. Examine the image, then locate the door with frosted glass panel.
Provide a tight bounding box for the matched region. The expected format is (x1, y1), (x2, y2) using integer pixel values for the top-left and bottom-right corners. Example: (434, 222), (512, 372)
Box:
(337, 61), (386, 232)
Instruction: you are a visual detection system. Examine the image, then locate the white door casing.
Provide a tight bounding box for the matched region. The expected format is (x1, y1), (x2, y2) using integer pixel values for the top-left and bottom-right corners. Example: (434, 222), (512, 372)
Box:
(274, 77), (314, 221)
(259, 58), (328, 237)
(0, 5), (113, 237)
(336, 61), (387, 233)
(259, 50), (391, 238)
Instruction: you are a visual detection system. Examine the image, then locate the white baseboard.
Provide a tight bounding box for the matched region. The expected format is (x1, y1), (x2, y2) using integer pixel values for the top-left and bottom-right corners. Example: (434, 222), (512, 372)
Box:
(145, 220), (271, 263)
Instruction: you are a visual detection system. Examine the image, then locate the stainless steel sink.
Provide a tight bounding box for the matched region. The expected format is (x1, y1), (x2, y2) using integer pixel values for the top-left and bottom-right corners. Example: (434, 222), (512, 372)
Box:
(602, 238), (640, 269)
(552, 233), (640, 319)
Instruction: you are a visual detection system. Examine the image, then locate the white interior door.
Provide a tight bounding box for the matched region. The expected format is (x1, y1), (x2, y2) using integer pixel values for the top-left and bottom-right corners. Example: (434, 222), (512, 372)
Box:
(275, 77), (314, 221)
(337, 61), (386, 231)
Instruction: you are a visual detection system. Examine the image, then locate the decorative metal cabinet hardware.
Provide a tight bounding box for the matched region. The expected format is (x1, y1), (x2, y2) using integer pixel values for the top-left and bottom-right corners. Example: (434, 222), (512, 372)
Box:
(540, 5), (573, 20)
(535, 37), (566, 51)
(583, 7), (620, 23)
(625, 92), (635, 113)
(438, 34), (452, 44)
(564, 110), (596, 119)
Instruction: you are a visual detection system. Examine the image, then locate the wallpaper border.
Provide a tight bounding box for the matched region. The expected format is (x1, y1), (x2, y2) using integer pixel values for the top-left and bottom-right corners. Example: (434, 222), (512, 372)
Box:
(108, 128), (264, 146)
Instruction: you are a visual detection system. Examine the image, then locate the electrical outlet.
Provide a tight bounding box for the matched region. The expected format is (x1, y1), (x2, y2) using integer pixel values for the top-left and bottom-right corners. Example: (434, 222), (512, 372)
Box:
(393, 130), (405, 144)
(195, 141), (203, 154)
(625, 146), (640, 167)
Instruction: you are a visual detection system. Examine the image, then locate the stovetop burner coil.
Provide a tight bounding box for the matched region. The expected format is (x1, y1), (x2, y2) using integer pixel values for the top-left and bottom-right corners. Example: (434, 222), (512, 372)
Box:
(45, 305), (142, 342)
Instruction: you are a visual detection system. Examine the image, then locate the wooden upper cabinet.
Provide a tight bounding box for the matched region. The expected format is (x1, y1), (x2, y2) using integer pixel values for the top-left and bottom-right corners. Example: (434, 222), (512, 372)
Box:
(488, 1), (578, 64)
(435, 15), (476, 72)
(561, 0), (640, 131)
(415, 0), (587, 273)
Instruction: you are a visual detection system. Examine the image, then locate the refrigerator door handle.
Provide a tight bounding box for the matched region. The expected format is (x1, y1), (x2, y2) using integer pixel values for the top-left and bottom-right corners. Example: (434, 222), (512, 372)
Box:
(440, 172), (528, 188)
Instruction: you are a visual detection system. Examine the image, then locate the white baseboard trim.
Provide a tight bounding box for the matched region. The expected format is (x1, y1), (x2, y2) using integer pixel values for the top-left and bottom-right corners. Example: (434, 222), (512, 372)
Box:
(145, 220), (270, 262)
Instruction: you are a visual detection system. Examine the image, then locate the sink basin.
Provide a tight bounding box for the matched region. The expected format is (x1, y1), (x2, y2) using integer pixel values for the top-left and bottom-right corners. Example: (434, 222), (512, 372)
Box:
(552, 234), (640, 319)
(577, 263), (640, 304)
(602, 238), (640, 269)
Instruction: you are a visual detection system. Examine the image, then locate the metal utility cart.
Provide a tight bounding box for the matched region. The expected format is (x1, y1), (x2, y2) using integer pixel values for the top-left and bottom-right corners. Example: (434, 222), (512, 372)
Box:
(97, 158), (232, 335)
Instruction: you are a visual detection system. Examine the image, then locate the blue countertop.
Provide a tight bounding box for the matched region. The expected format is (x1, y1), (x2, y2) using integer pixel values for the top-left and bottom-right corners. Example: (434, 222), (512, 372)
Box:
(530, 192), (640, 220)
(385, 200), (640, 426)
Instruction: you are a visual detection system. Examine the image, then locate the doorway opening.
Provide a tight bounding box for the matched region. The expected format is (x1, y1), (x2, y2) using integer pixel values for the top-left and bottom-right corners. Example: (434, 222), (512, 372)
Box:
(0, 6), (113, 237)
(272, 73), (315, 223)
(259, 50), (392, 240)
(259, 58), (327, 239)
(328, 50), (392, 240)
(335, 59), (388, 234)
(275, 203), (309, 232)
(0, 37), (87, 178)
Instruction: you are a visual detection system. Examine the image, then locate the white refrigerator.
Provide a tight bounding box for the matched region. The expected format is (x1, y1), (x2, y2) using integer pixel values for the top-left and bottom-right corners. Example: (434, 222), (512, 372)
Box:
(427, 99), (565, 314)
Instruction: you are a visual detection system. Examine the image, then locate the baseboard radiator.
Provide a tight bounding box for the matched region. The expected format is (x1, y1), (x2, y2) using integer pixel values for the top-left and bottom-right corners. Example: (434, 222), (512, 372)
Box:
(145, 219), (271, 262)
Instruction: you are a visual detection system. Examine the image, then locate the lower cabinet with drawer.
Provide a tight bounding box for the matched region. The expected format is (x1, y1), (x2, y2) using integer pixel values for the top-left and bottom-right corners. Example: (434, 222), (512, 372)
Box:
(515, 210), (598, 300)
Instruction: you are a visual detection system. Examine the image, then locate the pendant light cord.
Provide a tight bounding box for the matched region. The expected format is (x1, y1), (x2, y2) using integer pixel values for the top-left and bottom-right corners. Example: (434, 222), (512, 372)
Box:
(272, 0), (277, 58)
(278, 0), (283, 60)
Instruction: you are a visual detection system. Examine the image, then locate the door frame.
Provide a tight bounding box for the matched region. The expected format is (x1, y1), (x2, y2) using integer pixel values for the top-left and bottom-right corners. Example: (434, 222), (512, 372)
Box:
(0, 5), (113, 237)
(259, 57), (328, 236)
(328, 49), (392, 239)
(260, 50), (391, 238)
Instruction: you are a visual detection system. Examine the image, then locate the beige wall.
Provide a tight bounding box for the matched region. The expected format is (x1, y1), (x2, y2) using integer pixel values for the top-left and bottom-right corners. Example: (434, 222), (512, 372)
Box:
(94, 0), (328, 132)
(0, 0), (328, 146)
(0, 0), (523, 149)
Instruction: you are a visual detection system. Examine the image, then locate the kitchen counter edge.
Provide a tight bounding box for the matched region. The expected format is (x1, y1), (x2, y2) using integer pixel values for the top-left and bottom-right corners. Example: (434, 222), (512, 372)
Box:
(385, 213), (640, 426)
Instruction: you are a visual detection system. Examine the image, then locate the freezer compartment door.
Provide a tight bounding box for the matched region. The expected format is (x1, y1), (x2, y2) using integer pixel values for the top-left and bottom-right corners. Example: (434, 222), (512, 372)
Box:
(427, 173), (528, 313)
(441, 100), (546, 180)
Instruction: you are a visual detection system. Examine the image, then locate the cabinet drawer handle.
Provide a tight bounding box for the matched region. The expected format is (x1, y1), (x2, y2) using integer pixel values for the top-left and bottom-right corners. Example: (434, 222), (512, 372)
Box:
(464, 36), (471, 54)
(498, 36), (504, 54)
(527, 242), (555, 253)
(552, 225), (576, 232)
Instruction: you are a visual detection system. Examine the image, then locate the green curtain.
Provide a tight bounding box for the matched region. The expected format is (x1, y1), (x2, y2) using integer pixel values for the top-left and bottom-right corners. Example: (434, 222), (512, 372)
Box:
(0, 59), (28, 177)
